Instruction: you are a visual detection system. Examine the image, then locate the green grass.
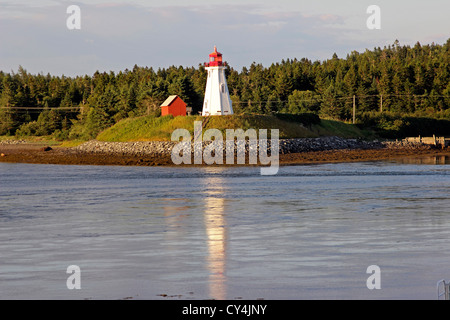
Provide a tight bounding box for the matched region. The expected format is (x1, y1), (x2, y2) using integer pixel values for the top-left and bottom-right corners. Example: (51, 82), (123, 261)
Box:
(0, 135), (85, 147)
(2, 114), (374, 144)
(0, 135), (62, 145)
(56, 140), (86, 148)
(97, 115), (204, 141)
(0, 136), (14, 142)
(210, 114), (319, 139)
(96, 113), (373, 142)
(97, 114), (318, 141)
(312, 119), (375, 139)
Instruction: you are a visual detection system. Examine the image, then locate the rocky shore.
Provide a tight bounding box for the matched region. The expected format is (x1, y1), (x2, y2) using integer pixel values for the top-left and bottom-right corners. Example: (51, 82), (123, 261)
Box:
(74, 140), (176, 156)
(0, 136), (447, 167)
(72, 136), (435, 156)
(0, 139), (28, 145)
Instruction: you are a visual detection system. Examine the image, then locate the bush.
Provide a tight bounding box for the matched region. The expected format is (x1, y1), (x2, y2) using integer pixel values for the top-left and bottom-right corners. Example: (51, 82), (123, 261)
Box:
(53, 129), (70, 141)
(358, 111), (450, 138)
(15, 109), (63, 137)
(15, 121), (39, 137)
(68, 122), (92, 141)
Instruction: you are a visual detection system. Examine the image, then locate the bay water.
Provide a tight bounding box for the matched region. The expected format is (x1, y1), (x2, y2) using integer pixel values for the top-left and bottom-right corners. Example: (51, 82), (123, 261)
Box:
(0, 156), (449, 299)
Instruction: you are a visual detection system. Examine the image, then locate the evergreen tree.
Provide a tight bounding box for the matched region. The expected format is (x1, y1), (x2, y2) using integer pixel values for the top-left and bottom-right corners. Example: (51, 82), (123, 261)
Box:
(0, 38), (449, 137)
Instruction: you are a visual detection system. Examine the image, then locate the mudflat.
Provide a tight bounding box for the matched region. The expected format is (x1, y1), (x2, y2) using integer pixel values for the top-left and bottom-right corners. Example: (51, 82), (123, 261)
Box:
(1, 143), (449, 167)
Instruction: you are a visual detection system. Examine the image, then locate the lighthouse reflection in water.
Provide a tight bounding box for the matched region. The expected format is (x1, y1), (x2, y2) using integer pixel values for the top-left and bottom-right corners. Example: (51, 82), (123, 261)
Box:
(203, 172), (227, 300)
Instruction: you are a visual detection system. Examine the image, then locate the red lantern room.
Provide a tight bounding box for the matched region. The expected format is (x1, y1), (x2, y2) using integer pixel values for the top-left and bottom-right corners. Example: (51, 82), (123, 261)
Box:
(204, 46), (226, 67)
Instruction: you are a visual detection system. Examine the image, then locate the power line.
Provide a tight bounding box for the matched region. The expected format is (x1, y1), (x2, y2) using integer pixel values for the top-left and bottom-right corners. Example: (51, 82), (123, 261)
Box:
(231, 94), (450, 104)
(0, 107), (80, 110)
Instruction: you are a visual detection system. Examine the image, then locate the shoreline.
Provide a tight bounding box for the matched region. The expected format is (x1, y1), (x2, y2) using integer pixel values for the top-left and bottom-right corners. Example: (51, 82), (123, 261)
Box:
(0, 142), (449, 167)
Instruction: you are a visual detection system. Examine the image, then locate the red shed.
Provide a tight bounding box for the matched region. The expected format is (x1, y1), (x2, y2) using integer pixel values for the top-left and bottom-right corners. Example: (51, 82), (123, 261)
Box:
(160, 95), (187, 117)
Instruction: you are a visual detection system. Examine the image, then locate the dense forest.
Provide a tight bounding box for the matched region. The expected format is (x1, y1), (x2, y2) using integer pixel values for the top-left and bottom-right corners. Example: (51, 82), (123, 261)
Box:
(0, 39), (449, 140)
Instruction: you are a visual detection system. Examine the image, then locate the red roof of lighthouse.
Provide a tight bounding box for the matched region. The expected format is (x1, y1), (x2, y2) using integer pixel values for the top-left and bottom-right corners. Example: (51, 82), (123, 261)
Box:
(205, 46), (225, 67)
(209, 46), (222, 58)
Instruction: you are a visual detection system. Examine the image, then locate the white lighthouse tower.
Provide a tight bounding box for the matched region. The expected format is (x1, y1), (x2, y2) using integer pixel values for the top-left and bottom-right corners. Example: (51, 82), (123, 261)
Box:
(202, 46), (233, 116)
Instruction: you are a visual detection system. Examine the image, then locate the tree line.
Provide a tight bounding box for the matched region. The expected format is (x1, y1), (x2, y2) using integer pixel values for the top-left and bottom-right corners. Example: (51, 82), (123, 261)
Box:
(0, 39), (449, 140)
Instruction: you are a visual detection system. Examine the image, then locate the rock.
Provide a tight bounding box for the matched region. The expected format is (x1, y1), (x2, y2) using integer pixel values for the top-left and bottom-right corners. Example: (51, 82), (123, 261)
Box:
(73, 136), (427, 158)
(0, 139), (27, 145)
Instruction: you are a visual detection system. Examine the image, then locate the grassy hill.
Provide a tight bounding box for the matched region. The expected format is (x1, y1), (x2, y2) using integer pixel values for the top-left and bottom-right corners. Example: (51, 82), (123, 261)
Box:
(96, 114), (373, 142)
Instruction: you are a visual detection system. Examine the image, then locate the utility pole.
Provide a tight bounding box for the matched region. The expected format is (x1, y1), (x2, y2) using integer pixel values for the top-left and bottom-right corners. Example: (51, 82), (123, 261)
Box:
(380, 94), (383, 113)
(353, 95), (356, 124)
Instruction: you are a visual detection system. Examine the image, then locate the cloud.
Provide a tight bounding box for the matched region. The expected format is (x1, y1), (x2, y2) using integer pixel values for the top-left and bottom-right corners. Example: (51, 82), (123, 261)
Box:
(0, 2), (448, 76)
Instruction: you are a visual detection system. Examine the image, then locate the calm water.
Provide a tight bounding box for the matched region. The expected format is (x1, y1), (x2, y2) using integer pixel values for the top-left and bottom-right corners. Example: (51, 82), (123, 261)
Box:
(1, 156), (449, 300)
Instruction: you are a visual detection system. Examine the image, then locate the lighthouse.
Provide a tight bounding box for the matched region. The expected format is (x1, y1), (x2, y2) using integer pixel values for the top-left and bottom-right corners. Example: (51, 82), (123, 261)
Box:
(202, 46), (233, 116)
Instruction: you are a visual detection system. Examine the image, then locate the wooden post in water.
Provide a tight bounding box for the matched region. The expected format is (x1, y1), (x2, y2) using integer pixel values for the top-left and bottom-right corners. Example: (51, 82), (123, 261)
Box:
(446, 282), (450, 300)
(437, 280), (450, 300)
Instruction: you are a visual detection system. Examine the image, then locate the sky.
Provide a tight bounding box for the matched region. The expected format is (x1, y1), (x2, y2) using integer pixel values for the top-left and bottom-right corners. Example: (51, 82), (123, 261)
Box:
(0, 0), (449, 77)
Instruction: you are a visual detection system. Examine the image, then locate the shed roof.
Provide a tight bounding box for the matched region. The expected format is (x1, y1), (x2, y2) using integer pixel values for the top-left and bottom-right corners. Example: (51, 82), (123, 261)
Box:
(161, 95), (179, 107)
